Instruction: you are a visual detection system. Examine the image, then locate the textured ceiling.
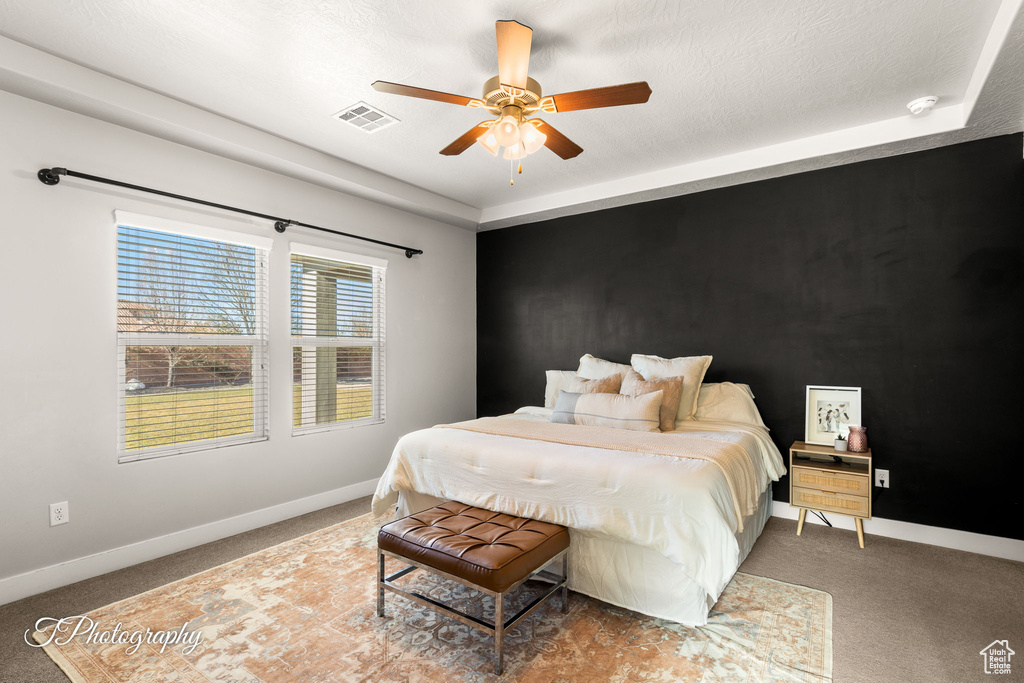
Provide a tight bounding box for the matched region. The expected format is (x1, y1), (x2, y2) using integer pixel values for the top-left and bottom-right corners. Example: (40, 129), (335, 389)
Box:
(482, 4), (1024, 228)
(0, 0), (1020, 227)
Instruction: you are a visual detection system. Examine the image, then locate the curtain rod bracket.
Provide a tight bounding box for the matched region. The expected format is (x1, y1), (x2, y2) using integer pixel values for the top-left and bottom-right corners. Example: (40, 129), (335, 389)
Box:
(38, 167), (66, 185)
(274, 220), (291, 233)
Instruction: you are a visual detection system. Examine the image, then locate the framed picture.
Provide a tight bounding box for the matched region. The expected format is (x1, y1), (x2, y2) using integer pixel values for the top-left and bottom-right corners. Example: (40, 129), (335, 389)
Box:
(805, 385), (862, 445)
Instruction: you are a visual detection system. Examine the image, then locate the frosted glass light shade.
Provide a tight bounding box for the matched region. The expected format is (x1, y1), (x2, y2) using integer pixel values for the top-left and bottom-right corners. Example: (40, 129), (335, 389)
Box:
(502, 142), (525, 160)
(519, 121), (547, 154)
(477, 128), (499, 156)
(494, 115), (521, 147)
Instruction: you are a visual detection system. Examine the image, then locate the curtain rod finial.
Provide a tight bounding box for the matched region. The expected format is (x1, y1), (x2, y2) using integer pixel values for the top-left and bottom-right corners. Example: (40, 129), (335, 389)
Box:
(38, 167), (66, 185)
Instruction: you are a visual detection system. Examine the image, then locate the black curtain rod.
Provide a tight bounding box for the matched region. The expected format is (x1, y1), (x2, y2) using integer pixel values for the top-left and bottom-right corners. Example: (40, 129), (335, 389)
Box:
(37, 167), (423, 258)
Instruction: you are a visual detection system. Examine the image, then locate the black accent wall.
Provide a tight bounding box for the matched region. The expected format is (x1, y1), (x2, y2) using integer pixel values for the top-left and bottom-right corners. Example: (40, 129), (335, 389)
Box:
(477, 133), (1024, 540)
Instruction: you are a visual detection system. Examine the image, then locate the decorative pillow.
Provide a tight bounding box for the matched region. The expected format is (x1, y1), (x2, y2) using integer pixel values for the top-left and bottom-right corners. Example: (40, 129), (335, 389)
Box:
(551, 390), (663, 432)
(577, 354), (631, 381)
(620, 368), (684, 432)
(545, 371), (622, 407)
(695, 382), (767, 428)
(567, 374), (621, 394)
(630, 353), (713, 422)
(544, 370), (579, 408)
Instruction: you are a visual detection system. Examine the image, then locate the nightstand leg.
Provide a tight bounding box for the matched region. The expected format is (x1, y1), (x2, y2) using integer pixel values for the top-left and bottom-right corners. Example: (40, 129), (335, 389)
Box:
(796, 508), (807, 536)
(855, 518), (865, 548)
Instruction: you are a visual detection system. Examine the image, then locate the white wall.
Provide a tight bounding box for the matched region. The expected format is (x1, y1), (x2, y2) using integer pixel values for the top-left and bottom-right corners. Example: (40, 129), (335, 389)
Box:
(0, 90), (476, 592)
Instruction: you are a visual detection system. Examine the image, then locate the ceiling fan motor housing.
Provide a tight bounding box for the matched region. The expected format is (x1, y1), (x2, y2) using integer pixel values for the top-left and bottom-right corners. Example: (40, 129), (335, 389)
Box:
(482, 75), (543, 114)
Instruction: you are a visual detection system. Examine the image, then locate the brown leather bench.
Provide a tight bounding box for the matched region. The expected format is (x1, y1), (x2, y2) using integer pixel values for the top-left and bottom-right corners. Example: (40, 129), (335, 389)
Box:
(377, 501), (570, 675)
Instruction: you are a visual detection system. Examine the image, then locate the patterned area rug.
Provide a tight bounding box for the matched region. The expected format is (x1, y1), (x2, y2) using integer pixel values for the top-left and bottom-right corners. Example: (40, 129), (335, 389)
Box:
(34, 512), (832, 682)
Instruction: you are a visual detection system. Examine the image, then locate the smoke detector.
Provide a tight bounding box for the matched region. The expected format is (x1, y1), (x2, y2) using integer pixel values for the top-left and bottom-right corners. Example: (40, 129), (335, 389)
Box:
(333, 102), (399, 133)
(907, 96), (938, 115)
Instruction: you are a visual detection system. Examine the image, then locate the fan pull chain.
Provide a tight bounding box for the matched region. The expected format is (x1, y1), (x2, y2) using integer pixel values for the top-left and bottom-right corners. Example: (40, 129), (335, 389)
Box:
(509, 157), (514, 186)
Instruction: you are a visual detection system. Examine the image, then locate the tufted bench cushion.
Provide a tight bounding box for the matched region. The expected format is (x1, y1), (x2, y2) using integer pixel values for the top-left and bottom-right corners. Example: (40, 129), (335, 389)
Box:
(378, 501), (570, 593)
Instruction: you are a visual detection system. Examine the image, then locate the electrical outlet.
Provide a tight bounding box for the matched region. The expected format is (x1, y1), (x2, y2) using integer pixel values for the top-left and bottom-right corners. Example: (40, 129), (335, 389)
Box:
(49, 501), (69, 526)
(875, 469), (889, 488)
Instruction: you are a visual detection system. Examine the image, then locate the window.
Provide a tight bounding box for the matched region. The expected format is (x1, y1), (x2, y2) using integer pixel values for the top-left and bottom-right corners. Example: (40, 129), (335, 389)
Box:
(116, 212), (270, 461)
(291, 245), (386, 433)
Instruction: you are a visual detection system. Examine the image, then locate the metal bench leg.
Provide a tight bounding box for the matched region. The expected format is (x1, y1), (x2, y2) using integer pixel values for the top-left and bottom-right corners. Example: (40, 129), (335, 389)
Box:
(561, 553), (569, 614)
(377, 550), (385, 617)
(377, 545), (569, 675)
(494, 591), (504, 676)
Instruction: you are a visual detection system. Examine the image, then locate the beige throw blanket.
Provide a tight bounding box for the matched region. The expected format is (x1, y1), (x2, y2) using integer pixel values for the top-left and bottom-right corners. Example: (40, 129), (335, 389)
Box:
(437, 416), (760, 531)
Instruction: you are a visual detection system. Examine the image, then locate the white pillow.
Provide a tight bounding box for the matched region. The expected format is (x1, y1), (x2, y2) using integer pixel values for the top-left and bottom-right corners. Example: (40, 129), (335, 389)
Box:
(544, 370), (579, 408)
(577, 354), (631, 381)
(630, 353), (713, 421)
(695, 382), (767, 428)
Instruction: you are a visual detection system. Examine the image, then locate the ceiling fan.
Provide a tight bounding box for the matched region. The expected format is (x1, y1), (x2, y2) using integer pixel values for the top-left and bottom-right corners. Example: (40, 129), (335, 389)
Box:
(372, 20), (652, 172)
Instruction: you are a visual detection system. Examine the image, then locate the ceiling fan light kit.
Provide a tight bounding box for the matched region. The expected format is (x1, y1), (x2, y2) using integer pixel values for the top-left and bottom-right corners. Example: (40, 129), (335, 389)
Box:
(371, 19), (652, 184)
(503, 144), (525, 161)
(519, 121), (546, 154)
(494, 107), (523, 147)
(476, 128), (501, 156)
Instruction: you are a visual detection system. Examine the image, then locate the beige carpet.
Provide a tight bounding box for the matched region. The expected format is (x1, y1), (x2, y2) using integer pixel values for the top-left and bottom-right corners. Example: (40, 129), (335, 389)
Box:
(30, 512), (832, 682)
(739, 518), (1024, 683)
(6, 499), (1022, 683)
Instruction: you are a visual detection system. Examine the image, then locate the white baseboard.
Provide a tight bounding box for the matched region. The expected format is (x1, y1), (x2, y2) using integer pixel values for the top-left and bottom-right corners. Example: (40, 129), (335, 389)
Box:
(0, 478), (378, 607)
(772, 501), (1024, 562)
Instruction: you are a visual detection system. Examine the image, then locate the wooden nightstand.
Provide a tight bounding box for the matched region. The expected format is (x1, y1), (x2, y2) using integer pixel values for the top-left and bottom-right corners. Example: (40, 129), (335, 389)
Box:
(789, 441), (872, 548)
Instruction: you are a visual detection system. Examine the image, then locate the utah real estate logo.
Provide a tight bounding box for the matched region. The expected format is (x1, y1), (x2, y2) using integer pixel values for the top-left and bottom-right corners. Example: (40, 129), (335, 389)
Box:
(979, 640), (1014, 675)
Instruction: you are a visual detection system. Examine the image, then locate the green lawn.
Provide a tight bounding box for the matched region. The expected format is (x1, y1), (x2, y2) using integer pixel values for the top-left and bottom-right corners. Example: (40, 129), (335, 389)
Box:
(125, 384), (372, 450)
(291, 383), (372, 428)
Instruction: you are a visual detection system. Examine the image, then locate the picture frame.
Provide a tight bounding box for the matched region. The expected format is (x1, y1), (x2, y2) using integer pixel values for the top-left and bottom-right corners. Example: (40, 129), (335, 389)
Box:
(805, 385), (862, 446)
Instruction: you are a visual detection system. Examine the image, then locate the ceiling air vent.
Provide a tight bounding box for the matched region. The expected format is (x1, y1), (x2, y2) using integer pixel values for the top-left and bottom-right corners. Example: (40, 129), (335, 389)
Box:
(333, 102), (399, 133)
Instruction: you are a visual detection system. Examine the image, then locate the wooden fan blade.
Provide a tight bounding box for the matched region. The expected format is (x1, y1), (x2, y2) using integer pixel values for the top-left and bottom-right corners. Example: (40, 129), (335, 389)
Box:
(440, 122), (494, 156)
(546, 81), (652, 112)
(372, 81), (482, 107)
(495, 20), (532, 90)
(532, 119), (583, 159)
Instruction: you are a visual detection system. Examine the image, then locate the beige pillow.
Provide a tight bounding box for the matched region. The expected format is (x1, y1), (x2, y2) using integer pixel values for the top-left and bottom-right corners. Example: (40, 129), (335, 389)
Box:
(620, 368), (684, 431)
(565, 374), (621, 395)
(630, 353), (713, 421)
(545, 371), (621, 408)
(577, 354), (631, 381)
(695, 382), (767, 428)
(551, 390), (663, 432)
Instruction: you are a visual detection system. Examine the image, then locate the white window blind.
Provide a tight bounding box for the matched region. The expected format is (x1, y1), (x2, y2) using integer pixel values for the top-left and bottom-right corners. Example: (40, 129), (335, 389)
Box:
(117, 221), (269, 462)
(291, 247), (386, 434)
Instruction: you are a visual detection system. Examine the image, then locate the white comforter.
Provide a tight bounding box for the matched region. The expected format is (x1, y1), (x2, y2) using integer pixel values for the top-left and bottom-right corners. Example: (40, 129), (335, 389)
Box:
(372, 407), (786, 600)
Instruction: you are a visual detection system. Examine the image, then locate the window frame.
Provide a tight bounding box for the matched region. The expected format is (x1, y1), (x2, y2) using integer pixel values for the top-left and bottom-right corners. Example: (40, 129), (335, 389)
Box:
(289, 242), (387, 435)
(115, 211), (272, 463)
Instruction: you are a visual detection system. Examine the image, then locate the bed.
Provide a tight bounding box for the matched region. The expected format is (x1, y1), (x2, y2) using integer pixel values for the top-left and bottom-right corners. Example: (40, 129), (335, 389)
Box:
(371, 403), (786, 626)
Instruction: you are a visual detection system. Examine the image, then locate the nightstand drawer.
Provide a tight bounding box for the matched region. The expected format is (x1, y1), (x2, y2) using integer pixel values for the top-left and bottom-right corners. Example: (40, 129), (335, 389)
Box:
(792, 487), (870, 518)
(791, 468), (870, 497)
